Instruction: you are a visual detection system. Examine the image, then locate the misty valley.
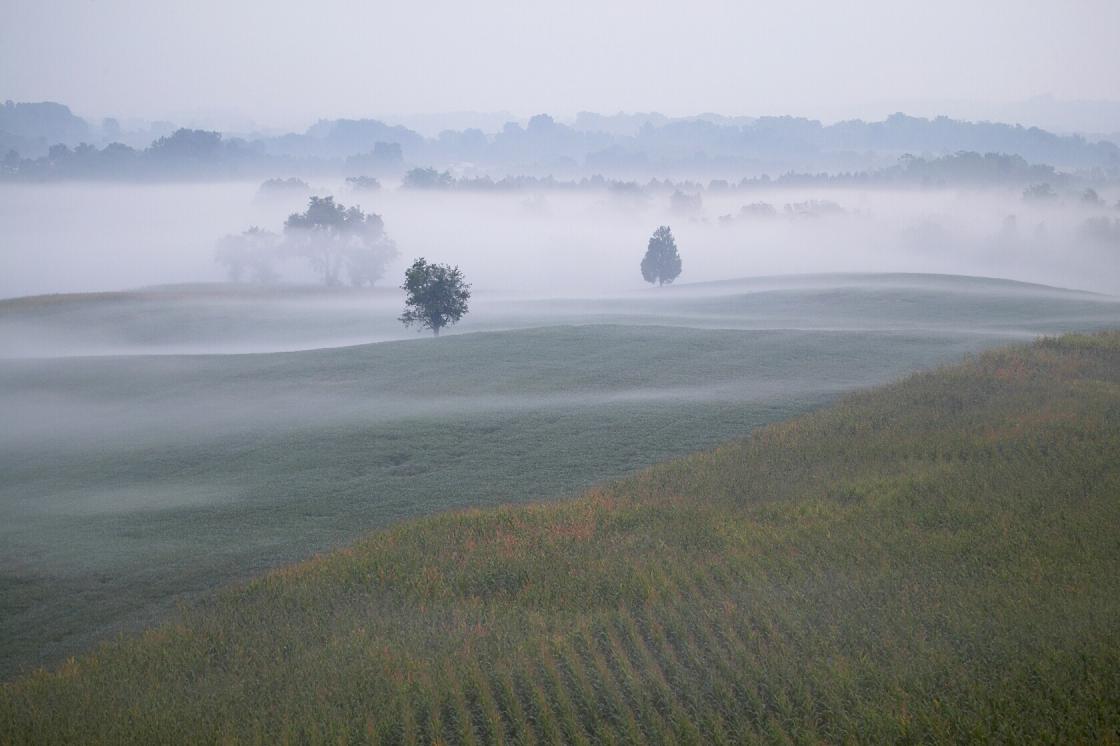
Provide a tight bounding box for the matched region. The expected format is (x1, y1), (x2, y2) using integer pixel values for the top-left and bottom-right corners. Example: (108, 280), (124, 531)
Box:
(3, 265), (1120, 679)
(3, 35), (1120, 737)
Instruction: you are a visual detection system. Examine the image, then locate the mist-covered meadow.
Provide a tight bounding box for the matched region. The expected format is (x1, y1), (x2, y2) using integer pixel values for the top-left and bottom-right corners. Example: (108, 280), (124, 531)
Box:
(5, 0), (1120, 739)
(0, 167), (1118, 684)
(1, 274), (1119, 679)
(2, 178), (1118, 306)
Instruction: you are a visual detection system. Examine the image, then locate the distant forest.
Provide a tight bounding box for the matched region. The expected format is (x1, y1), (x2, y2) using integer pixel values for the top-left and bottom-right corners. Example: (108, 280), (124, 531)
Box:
(2, 100), (1119, 184)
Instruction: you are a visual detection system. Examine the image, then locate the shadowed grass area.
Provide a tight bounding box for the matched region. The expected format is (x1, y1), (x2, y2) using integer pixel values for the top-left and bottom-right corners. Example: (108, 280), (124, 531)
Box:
(3, 331), (1120, 743)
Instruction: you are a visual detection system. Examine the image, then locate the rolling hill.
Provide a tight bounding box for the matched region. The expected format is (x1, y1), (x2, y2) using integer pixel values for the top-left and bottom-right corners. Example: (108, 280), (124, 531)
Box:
(2, 331), (1119, 742)
(2, 273), (1119, 683)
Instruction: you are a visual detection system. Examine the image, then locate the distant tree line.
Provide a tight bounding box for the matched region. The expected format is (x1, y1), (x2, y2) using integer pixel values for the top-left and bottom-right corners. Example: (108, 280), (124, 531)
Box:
(4, 98), (1119, 182)
(1, 126), (1112, 193)
(394, 152), (1094, 195)
(258, 177), (311, 196)
(2, 128), (267, 180)
(190, 110), (1120, 173)
(9, 136), (1097, 195)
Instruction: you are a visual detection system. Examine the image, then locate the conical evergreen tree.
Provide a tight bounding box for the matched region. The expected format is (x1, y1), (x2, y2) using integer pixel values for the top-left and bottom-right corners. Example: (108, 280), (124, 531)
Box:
(640, 225), (682, 287)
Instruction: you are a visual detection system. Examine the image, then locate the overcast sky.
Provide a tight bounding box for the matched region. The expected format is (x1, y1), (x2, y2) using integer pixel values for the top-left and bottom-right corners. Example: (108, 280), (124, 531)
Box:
(2, 0), (1118, 130)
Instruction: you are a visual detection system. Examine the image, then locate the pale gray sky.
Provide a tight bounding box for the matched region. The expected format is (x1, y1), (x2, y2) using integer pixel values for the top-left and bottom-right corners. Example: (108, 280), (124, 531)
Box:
(2, 0), (1118, 129)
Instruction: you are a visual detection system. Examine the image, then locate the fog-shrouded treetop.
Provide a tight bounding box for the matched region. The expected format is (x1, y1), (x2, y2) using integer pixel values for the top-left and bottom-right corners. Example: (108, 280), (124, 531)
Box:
(283, 196), (397, 287)
(214, 227), (280, 284)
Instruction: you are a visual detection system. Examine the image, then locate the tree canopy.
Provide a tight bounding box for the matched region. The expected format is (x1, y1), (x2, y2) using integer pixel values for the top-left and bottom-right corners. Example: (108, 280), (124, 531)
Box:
(641, 225), (682, 287)
(283, 196), (397, 286)
(402, 167), (454, 189)
(399, 258), (471, 336)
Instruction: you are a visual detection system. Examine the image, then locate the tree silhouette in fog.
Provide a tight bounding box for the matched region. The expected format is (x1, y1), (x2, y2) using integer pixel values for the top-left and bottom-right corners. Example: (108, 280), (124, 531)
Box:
(283, 196), (397, 286)
(214, 227), (280, 284)
(641, 225), (682, 287)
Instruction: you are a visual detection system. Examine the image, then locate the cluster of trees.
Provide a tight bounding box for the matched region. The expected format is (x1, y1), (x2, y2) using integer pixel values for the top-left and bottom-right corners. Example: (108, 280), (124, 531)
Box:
(718, 202), (778, 222)
(254, 176), (380, 201)
(215, 196), (397, 287)
(344, 142), (404, 174)
(264, 110), (1120, 174)
(2, 128), (269, 179)
(401, 167), (456, 189)
(725, 152), (1069, 190)
(717, 200), (846, 224)
(0, 101), (90, 155)
(1022, 184), (1120, 207)
(258, 177), (310, 196)
(345, 175), (381, 192)
(2, 126), (1113, 194)
(214, 195), (473, 337)
(399, 168), (662, 193)
(891, 151), (1058, 186)
(388, 152), (1090, 197)
(284, 197), (394, 287)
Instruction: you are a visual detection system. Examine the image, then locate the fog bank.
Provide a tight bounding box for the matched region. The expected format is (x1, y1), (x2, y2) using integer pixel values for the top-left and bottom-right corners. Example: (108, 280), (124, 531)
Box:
(2, 181), (1118, 304)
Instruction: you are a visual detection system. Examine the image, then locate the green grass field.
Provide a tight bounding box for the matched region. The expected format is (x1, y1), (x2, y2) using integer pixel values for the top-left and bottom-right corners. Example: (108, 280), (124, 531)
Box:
(2, 274), (1119, 685)
(2, 330), (1119, 743)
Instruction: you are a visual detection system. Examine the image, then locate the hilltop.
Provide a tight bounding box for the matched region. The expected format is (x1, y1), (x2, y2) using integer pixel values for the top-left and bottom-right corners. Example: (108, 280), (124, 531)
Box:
(3, 331), (1119, 743)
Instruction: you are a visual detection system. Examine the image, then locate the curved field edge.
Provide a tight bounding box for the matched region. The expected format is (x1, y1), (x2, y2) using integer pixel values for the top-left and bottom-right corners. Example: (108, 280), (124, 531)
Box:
(4, 331), (1120, 744)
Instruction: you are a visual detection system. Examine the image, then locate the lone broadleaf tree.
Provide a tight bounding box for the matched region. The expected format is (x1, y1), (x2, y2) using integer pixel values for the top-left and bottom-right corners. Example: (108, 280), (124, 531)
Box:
(641, 225), (682, 286)
(399, 258), (471, 336)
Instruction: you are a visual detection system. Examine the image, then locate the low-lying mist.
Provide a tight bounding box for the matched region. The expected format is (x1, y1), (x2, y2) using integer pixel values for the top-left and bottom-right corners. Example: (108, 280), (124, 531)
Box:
(1, 180), (1117, 303)
(2, 273), (1117, 358)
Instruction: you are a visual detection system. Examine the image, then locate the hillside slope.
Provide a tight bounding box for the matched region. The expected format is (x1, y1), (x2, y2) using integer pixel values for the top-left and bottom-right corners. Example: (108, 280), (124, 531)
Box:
(1, 325), (993, 679)
(4, 332), (1120, 743)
